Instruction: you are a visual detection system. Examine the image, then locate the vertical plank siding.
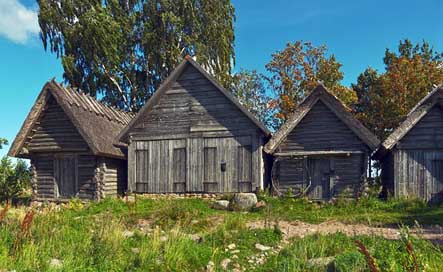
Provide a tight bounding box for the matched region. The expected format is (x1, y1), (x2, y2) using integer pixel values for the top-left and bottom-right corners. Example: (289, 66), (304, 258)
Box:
(127, 64), (267, 194)
(385, 105), (443, 202)
(273, 100), (370, 199)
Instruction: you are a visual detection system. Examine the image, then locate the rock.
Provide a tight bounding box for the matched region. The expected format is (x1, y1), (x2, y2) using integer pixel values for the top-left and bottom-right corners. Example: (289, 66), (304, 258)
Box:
(306, 256), (335, 271)
(213, 200), (230, 210)
(220, 258), (231, 270)
(189, 234), (202, 243)
(255, 243), (271, 251)
(227, 243), (236, 250)
(255, 200), (266, 208)
(231, 249), (240, 254)
(122, 230), (134, 238)
(49, 258), (63, 268)
(206, 261), (215, 272)
(230, 193), (258, 211)
(232, 254), (238, 259)
(160, 236), (168, 242)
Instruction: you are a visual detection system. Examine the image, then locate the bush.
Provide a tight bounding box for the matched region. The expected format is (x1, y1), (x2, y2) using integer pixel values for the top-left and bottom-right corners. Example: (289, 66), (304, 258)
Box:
(0, 156), (31, 203)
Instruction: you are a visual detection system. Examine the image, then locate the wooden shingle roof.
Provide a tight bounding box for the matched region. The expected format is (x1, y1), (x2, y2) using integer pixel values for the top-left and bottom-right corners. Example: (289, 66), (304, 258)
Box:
(264, 84), (380, 154)
(8, 80), (134, 159)
(374, 85), (443, 159)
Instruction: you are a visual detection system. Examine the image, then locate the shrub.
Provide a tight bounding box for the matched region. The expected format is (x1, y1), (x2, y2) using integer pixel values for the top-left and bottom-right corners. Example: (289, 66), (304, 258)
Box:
(0, 157), (31, 203)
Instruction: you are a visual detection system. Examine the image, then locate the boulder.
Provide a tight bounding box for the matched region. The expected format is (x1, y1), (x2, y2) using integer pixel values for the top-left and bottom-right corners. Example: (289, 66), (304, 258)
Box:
(213, 200), (230, 210)
(230, 193), (257, 211)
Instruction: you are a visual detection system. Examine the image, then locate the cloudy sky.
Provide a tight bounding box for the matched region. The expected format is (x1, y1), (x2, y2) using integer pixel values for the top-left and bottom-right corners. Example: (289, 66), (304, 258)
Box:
(0, 0), (442, 158)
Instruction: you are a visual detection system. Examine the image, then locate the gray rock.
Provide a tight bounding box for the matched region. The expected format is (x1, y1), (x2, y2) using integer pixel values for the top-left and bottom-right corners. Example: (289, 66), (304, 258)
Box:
(255, 243), (271, 251)
(227, 243), (236, 250)
(220, 258), (231, 270)
(122, 230), (134, 238)
(230, 193), (257, 211)
(49, 258), (63, 268)
(213, 200), (230, 210)
(131, 248), (140, 254)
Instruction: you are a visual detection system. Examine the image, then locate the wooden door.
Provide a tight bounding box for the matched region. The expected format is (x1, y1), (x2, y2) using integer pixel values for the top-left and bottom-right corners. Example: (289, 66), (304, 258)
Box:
(308, 158), (331, 200)
(54, 155), (77, 198)
(203, 136), (252, 193)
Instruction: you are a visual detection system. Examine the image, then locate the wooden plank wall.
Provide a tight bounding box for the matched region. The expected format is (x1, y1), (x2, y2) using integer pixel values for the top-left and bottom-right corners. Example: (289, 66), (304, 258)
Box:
(398, 105), (443, 150)
(130, 65), (259, 137)
(32, 156), (55, 198)
(26, 96), (88, 152)
(101, 158), (127, 197)
(278, 101), (368, 152)
(393, 150), (443, 201)
(126, 63), (267, 194)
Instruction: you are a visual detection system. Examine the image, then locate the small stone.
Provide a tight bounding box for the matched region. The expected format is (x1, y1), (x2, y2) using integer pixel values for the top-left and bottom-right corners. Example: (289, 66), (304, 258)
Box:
(221, 258), (231, 270)
(49, 258), (63, 268)
(206, 261), (215, 272)
(160, 236), (168, 242)
(189, 234), (202, 242)
(230, 193), (258, 211)
(227, 243), (236, 250)
(232, 255), (238, 259)
(255, 243), (271, 251)
(231, 249), (240, 254)
(122, 230), (134, 238)
(213, 200), (230, 210)
(306, 256), (335, 270)
(191, 220), (199, 224)
(255, 200), (266, 208)
(131, 248), (140, 254)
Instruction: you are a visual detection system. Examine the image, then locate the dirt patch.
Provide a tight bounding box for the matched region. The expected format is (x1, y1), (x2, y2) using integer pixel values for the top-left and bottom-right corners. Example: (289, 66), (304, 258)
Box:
(247, 220), (443, 244)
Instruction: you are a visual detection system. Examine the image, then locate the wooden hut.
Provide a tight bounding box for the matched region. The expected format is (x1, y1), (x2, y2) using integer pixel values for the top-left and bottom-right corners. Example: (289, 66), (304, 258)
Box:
(8, 81), (133, 201)
(118, 57), (271, 194)
(373, 86), (443, 202)
(264, 84), (380, 200)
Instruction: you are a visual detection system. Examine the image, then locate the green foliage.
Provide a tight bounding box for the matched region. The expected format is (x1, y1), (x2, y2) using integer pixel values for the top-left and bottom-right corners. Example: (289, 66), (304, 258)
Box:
(265, 41), (357, 128)
(231, 69), (273, 127)
(353, 39), (443, 140)
(0, 157), (31, 202)
(0, 138), (7, 149)
(38, 0), (236, 111)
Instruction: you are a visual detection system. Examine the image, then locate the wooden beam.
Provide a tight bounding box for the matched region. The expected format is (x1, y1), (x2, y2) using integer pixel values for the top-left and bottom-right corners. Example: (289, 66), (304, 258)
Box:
(275, 150), (364, 157)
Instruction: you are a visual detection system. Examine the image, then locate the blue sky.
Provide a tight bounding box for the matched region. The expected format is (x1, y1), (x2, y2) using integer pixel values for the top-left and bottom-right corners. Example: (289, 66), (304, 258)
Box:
(0, 0), (442, 158)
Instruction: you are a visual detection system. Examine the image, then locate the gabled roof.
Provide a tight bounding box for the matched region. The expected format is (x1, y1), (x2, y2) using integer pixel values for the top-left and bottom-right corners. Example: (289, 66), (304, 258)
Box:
(264, 84), (380, 154)
(118, 56), (271, 142)
(8, 81), (134, 159)
(374, 85), (443, 158)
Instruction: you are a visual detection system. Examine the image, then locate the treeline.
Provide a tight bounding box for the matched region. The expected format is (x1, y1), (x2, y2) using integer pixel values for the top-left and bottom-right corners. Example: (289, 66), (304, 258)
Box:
(37, 1), (443, 141)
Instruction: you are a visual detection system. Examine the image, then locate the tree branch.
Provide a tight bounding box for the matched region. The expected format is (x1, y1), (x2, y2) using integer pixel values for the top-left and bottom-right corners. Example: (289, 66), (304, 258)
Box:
(101, 64), (133, 111)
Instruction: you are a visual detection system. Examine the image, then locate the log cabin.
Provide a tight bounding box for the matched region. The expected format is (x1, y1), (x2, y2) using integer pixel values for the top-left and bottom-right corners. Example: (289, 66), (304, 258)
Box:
(118, 57), (271, 194)
(8, 81), (133, 201)
(373, 86), (443, 202)
(264, 84), (380, 200)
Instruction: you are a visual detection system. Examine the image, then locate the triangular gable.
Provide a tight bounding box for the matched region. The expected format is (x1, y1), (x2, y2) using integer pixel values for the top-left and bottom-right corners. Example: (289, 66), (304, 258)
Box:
(264, 84), (380, 154)
(118, 56), (271, 142)
(8, 82), (95, 158)
(9, 81), (132, 159)
(376, 86), (443, 157)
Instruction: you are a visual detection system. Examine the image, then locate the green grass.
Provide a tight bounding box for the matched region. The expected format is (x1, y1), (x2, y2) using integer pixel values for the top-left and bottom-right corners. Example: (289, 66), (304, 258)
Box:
(254, 195), (443, 226)
(258, 233), (443, 271)
(0, 195), (442, 271)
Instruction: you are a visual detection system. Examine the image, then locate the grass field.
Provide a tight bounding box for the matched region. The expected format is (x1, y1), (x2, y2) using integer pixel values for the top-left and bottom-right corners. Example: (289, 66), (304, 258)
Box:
(0, 195), (442, 271)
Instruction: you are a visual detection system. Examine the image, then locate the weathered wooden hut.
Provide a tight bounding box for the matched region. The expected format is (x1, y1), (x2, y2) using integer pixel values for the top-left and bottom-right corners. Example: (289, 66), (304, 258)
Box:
(373, 86), (443, 202)
(8, 81), (133, 201)
(264, 84), (380, 200)
(118, 57), (271, 194)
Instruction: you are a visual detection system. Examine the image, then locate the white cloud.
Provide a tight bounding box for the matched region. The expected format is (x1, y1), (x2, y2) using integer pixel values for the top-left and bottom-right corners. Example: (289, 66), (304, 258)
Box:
(0, 0), (39, 44)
